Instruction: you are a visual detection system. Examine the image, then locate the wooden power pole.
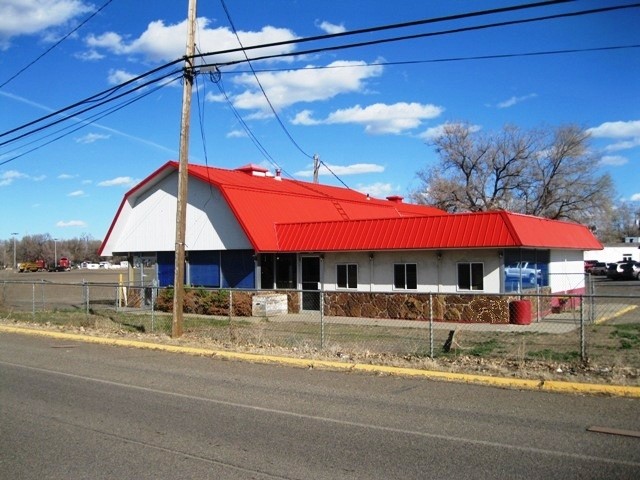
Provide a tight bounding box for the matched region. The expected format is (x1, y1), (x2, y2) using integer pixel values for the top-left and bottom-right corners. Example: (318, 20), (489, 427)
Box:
(172, 0), (197, 338)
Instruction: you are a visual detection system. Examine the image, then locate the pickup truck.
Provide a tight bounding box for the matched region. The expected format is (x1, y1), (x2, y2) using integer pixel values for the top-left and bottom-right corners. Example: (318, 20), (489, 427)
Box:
(504, 261), (542, 284)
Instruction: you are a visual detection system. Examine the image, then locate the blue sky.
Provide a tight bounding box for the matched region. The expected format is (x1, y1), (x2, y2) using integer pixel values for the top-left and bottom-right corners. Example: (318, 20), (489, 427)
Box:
(1, 0), (639, 241)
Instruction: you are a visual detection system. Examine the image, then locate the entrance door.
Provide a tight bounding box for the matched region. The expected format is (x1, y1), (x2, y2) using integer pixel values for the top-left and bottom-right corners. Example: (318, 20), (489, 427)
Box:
(301, 256), (321, 310)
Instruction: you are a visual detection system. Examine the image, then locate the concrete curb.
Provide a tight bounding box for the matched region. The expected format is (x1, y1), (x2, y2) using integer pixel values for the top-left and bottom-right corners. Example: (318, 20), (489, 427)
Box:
(2, 324), (639, 398)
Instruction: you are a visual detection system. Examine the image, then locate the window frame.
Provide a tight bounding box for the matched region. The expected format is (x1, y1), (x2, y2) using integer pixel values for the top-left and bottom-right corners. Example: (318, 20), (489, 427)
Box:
(393, 263), (417, 290)
(457, 262), (484, 291)
(336, 263), (358, 289)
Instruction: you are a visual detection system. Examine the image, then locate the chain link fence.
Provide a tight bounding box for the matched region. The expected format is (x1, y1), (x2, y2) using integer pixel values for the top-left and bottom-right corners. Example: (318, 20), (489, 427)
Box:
(1, 280), (639, 375)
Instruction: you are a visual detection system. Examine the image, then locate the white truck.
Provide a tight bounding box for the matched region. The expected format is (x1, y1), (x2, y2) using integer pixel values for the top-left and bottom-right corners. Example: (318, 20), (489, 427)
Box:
(504, 261), (542, 285)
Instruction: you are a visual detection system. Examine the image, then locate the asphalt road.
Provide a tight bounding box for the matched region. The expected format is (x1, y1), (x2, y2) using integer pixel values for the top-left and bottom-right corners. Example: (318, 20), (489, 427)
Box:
(1, 332), (639, 479)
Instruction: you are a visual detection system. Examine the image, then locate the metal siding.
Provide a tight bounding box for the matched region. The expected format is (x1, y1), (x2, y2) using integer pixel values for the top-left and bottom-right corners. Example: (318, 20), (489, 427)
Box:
(157, 251), (175, 287)
(188, 251), (220, 287)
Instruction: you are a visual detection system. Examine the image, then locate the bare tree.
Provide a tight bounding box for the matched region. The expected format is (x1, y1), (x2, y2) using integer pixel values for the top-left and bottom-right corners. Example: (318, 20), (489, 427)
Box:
(412, 123), (615, 223)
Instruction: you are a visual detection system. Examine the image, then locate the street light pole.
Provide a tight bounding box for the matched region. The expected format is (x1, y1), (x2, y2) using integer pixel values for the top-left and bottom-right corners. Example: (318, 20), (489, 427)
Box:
(11, 232), (18, 270)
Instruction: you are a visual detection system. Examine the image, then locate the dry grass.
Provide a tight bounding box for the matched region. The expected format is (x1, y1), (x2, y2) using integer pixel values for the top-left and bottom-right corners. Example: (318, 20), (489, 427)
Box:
(1, 307), (639, 387)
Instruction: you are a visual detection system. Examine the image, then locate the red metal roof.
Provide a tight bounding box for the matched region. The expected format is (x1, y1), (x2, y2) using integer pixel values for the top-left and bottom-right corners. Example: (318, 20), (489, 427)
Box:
(99, 161), (445, 255)
(274, 211), (603, 252)
(99, 162), (602, 255)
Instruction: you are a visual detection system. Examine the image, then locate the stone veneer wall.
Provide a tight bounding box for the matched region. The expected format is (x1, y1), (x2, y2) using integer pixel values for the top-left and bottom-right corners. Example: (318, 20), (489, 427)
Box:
(324, 288), (552, 324)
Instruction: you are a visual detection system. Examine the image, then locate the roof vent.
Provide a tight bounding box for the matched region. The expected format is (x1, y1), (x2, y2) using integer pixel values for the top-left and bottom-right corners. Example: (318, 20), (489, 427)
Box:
(386, 195), (403, 204)
(275, 169), (282, 181)
(236, 164), (270, 177)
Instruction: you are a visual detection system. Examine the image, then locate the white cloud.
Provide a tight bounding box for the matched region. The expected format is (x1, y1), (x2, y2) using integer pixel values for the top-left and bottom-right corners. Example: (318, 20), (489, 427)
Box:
(233, 61), (384, 114)
(74, 49), (103, 61)
(0, 170), (45, 186)
(354, 182), (397, 198)
(588, 120), (640, 138)
(75, 132), (110, 144)
(316, 20), (346, 34)
(295, 102), (443, 135)
(496, 93), (537, 109)
(205, 92), (225, 103)
(85, 19), (298, 64)
(603, 138), (640, 152)
(107, 69), (137, 85)
(97, 176), (138, 187)
(418, 122), (482, 141)
(296, 163), (385, 178)
(58, 173), (76, 179)
(588, 120), (640, 153)
(630, 193), (640, 202)
(226, 129), (247, 138)
(599, 155), (628, 166)
(0, 0), (92, 49)
(68, 190), (85, 197)
(56, 220), (87, 228)
(0, 170), (27, 186)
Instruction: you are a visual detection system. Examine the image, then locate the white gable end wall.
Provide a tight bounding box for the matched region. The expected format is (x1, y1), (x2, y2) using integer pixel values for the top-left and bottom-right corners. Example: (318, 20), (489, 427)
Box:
(102, 171), (251, 255)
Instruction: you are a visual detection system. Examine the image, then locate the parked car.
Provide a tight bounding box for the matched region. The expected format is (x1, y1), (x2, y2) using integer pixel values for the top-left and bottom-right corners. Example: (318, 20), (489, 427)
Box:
(505, 261), (542, 284)
(589, 262), (608, 276)
(606, 261), (640, 280)
(584, 260), (598, 273)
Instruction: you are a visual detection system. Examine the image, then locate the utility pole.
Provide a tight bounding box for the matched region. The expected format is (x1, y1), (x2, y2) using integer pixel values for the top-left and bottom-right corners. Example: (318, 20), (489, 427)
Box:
(312, 154), (320, 184)
(11, 232), (18, 270)
(172, 0), (197, 338)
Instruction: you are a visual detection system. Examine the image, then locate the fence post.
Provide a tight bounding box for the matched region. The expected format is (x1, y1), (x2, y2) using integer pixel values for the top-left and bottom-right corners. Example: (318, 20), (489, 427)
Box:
(151, 281), (156, 333)
(429, 293), (434, 359)
(580, 294), (587, 364)
(84, 281), (89, 318)
(228, 290), (233, 321)
(320, 290), (325, 349)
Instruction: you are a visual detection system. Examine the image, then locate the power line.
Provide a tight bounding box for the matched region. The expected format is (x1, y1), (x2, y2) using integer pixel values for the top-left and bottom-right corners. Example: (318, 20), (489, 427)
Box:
(0, 59), (184, 140)
(0, 74), (182, 167)
(2, 1), (637, 165)
(210, 3), (640, 69)
(0, 0), (116, 90)
(194, 0), (577, 63)
(0, 68), (182, 148)
(219, 44), (640, 75)
(219, 0), (313, 161)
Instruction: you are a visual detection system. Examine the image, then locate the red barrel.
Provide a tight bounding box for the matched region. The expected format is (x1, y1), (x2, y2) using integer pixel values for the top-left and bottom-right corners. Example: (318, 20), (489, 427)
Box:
(509, 300), (531, 325)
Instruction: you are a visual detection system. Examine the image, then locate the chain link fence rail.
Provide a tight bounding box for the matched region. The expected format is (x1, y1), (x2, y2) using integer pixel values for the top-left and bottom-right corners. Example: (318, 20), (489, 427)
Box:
(1, 280), (638, 374)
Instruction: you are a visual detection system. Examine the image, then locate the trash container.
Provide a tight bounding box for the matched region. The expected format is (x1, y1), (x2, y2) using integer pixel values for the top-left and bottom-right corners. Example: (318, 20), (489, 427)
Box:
(509, 300), (531, 325)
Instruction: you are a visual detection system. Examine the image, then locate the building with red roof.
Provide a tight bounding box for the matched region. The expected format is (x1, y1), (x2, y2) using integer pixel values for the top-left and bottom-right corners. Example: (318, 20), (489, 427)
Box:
(99, 162), (602, 304)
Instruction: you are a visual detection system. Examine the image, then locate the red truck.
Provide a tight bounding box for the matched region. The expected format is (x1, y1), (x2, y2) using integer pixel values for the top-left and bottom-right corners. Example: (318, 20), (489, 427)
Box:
(49, 257), (71, 272)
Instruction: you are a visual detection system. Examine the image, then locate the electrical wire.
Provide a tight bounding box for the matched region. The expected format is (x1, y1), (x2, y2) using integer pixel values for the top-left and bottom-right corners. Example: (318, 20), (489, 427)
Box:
(213, 43), (640, 75)
(194, 0), (578, 63)
(208, 3), (640, 69)
(219, 0), (313, 161)
(2, 1), (638, 168)
(0, 68), (182, 148)
(0, 0), (116, 90)
(0, 74), (182, 167)
(0, 59), (184, 140)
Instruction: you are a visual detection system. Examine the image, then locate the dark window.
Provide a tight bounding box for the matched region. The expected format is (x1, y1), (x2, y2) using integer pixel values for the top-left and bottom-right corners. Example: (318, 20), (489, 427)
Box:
(503, 249), (550, 292)
(337, 264), (357, 289)
(221, 250), (254, 289)
(394, 263), (417, 289)
(259, 253), (297, 289)
(458, 262), (484, 291)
